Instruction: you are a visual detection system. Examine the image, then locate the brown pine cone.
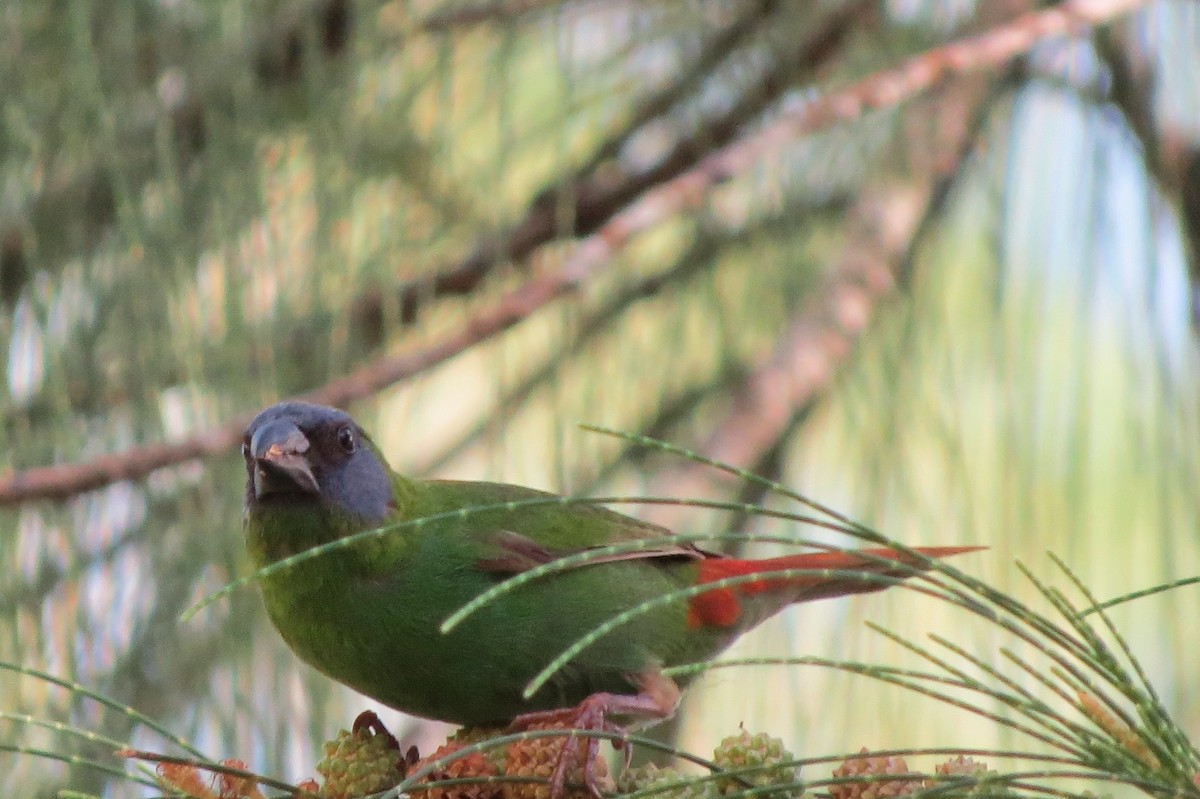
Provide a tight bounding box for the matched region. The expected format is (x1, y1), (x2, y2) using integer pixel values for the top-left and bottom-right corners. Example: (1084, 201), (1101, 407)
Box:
(933, 755), (990, 779)
(410, 740), (503, 799)
(925, 756), (1011, 797)
(217, 758), (266, 799)
(449, 726), (510, 770)
(830, 749), (923, 799)
(294, 778), (321, 796)
(155, 762), (217, 799)
(502, 722), (611, 799)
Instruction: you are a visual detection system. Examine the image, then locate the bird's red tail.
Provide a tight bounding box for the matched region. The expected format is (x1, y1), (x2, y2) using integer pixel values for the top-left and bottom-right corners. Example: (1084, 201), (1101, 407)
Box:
(687, 545), (983, 628)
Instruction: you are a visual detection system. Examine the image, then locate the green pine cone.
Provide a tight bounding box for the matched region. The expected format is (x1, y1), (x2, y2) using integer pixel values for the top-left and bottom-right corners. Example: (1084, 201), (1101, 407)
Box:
(711, 729), (801, 799)
(618, 763), (716, 799)
(317, 727), (407, 799)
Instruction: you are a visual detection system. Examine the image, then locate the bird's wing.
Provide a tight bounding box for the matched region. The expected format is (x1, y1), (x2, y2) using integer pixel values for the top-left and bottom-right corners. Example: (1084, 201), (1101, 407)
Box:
(420, 479), (715, 575)
(475, 528), (707, 574)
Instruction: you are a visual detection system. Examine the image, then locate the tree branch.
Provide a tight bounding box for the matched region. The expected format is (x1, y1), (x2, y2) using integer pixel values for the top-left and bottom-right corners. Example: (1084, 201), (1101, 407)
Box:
(370, 0), (865, 329)
(0, 0), (1146, 504)
(417, 193), (851, 476)
(636, 73), (1020, 527)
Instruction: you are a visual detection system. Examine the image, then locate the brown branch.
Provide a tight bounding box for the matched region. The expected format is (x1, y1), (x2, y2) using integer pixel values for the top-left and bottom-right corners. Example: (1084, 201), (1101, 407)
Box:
(637, 83), (1022, 526)
(416, 193), (851, 476)
(12, 0), (842, 426)
(475, 0), (1146, 301)
(0, 159), (672, 502)
(670, 0), (1147, 185)
(0, 0), (1146, 505)
(630, 3), (1079, 523)
(373, 0), (865, 329)
(0, 254), (593, 502)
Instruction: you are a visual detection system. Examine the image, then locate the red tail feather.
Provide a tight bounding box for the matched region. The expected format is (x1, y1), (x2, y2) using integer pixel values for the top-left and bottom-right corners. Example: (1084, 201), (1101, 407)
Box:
(686, 545), (983, 629)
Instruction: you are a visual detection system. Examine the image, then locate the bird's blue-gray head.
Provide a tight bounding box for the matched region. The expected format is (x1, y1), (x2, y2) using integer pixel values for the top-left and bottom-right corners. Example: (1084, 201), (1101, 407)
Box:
(243, 402), (393, 523)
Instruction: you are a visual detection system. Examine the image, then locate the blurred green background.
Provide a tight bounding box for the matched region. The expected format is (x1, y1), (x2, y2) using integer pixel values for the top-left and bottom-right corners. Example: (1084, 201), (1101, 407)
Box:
(1, 0), (1199, 796)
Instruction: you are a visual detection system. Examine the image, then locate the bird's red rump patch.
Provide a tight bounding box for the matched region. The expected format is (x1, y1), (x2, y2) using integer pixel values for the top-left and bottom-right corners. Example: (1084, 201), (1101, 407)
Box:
(686, 559), (773, 628)
(687, 586), (741, 628)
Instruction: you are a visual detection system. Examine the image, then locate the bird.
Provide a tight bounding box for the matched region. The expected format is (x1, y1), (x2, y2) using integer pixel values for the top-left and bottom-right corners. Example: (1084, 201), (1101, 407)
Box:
(242, 401), (980, 795)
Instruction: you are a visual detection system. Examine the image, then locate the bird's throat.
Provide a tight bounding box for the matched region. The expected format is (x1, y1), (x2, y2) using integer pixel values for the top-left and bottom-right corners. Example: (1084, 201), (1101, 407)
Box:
(245, 500), (340, 566)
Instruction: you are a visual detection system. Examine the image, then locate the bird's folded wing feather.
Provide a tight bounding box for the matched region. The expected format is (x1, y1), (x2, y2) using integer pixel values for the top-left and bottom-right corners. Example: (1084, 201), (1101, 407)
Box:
(475, 528), (708, 574)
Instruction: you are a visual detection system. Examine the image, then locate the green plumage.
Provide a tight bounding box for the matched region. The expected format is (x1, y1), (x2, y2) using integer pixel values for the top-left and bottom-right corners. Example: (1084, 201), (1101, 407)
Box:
(243, 402), (974, 727)
(247, 471), (730, 724)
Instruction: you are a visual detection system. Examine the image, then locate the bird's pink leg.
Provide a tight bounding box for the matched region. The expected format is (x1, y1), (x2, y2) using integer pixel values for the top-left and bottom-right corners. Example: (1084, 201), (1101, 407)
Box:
(508, 670), (681, 798)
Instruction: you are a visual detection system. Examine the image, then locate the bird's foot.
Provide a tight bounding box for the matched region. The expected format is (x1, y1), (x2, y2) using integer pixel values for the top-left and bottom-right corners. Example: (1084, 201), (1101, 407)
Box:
(507, 673), (680, 799)
(507, 693), (628, 799)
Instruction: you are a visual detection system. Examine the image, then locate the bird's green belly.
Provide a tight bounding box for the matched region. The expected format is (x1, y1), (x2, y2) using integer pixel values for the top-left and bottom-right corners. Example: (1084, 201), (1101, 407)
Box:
(260, 560), (719, 725)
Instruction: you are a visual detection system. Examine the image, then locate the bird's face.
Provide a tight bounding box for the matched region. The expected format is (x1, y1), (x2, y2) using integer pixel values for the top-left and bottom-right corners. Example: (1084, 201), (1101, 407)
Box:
(242, 402), (393, 524)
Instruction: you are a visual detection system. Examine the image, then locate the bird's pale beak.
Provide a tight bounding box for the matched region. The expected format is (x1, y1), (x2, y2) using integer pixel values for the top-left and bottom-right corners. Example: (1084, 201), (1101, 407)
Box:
(250, 420), (319, 497)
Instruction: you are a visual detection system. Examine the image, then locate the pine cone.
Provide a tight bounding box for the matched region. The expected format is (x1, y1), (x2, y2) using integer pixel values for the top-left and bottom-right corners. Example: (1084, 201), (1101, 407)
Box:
(410, 740), (503, 799)
(830, 749), (922, 799)
(711, 729), (801, 798)
(316, 726), (407, 799)
(295, 778), (321, 796)
(502, 722), (611, 799)
(156, 762), (217, 799)
(218, 758), (265, 799)
(450, 726), (510, 770)
(927, 756), (1015, 798)
(617, 763), (716, 799)
(154, 759), (266, 799)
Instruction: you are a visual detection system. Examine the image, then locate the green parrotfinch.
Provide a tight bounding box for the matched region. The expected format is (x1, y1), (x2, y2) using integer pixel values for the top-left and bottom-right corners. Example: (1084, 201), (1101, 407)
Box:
(242, 402), (979, 794)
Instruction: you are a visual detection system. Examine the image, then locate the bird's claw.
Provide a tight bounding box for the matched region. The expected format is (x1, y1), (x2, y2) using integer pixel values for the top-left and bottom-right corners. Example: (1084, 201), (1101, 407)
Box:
(352, 710), (400, 749)
(351, 710), (387, 736)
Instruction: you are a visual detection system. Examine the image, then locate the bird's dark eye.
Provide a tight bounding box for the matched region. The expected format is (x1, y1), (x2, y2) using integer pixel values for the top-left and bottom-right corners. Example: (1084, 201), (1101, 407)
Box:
(241, 438), (250, 460)
(337, 425), (356, 454)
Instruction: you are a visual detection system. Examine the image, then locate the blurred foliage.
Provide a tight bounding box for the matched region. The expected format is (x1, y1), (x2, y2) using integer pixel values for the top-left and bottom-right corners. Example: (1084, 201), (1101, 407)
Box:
(0, 0), (1198, 797)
